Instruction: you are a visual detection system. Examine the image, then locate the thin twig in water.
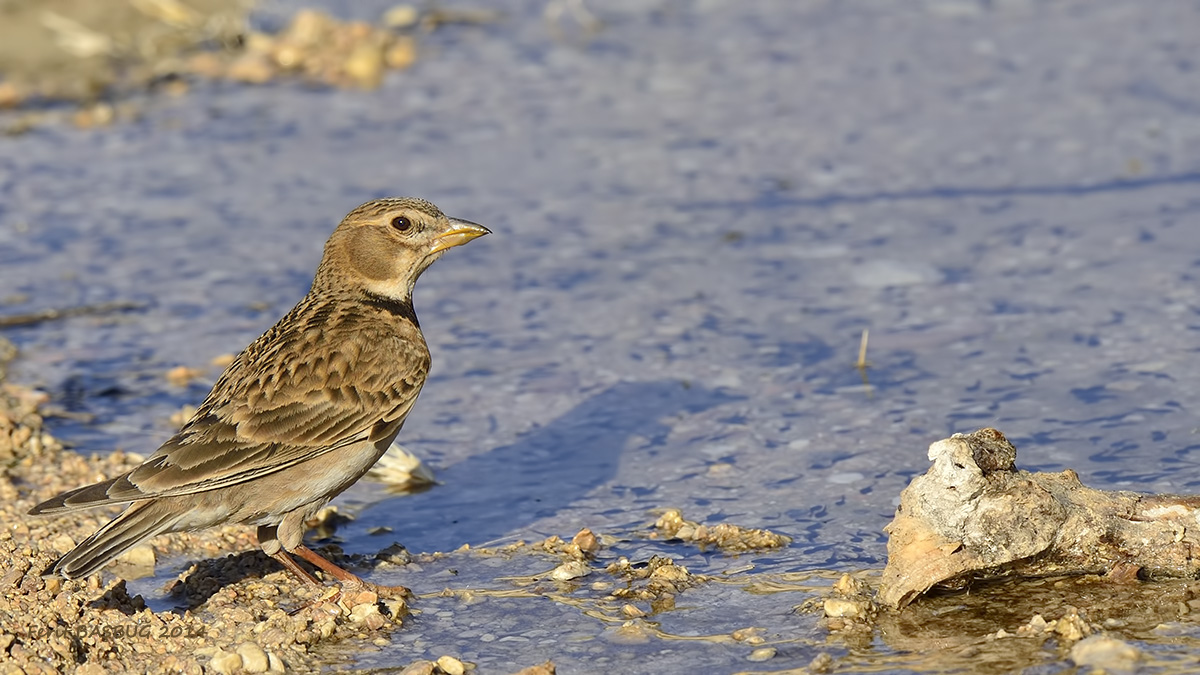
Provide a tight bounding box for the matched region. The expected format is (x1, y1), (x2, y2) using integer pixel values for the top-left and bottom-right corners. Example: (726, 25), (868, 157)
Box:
(0, 301), (144, 328)
(855, 329), (872, 397)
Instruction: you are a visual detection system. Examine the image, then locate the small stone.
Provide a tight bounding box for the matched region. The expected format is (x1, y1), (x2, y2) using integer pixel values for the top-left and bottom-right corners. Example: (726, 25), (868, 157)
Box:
(384, 37), (417, 70)
(435, 655), (466, 675)
(283, 9), (333, 45)
(621, 604), (646, 618)
(208, 649), (243, 675)
(0, 81), (25, 108)
(186, 52), (225, 78)
(344, 43), (385, 89)
(1070, 635), (1141, 670)
(243, 32), (275, 54)
(51, 534), (76, 553)
(649, 564), (689, 582)
(377, 542), (412, 566)
(747, 647), (776, 662)
(808, 652), (834, 673)
(382, 5), (420, 28)
(550, 561), (590, 581)
(227, 54), (276, 84)
(399, 661), (436, 675)
(350, 602), (386, 630)
(235, 643), (269, 673)
(823, 598), (865, 619)
(832, 573), (868, 596)
(211, 353), (237, 368)
(169, 405), (198, 426)
(731, 627), (762, 642)
(116, 544), (156, 569)
(72, 103), (115, 129)
(166, 366), (203, 386)
(571, 528), (599, 556)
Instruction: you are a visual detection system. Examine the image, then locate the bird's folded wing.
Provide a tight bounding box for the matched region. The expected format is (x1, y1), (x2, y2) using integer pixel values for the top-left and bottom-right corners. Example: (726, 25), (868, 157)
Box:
(100, 334), (428, 502)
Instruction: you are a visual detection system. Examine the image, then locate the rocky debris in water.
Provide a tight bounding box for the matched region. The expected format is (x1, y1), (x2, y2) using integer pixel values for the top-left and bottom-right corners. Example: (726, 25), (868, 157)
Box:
(375, 542), (414, 567)
(548, 560), (591, 581)
(535, 527), (602, 561)
(820, 573), (877, 632)
(1069, 634), (1141, 672)
(398, 655), (474, 675)
(606, 555), (702, 609)
(730, 626), (766, 645)
(1007, 608), (1095, 643)
(653, 508), (792, 552)
(807, 652), (835, 673)
(746, 646), (776, 662)
(878, 427), (1200, 608)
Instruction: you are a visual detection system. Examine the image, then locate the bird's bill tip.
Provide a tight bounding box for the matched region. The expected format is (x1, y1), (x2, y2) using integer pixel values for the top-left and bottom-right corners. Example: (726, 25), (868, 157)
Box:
(430, 218), (490, 253)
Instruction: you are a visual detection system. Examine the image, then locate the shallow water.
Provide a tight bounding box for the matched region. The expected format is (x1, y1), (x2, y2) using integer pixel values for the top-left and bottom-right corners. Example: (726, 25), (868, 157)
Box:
(5, 0), (1200, 672)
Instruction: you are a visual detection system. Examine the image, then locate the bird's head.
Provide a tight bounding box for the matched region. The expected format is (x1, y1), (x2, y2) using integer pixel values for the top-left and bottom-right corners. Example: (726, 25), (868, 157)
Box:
(317, 197), (490, 301)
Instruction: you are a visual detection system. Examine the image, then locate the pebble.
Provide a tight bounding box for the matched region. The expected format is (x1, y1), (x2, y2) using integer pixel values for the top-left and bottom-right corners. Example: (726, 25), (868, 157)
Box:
(1070, 635), (1141, 671)
(400, 661), (437, 675)
(236, 643), (270, 673)
(823, 598), (866, 618)
(550, 561), (591, 581)
(116, 544), (156, 569)
(747, 647), (777, 662)
(436, 655), (466, 675)
(208, 649), (243, 675)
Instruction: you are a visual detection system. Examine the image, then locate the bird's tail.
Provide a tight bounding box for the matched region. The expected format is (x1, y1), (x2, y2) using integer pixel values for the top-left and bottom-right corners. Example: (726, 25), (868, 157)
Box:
(28, 473), (136, 515)
(48, 501), (179, 579)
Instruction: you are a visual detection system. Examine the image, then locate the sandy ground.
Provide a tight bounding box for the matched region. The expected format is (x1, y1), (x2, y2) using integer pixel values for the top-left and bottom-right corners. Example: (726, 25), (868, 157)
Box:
(0, 335), (412, 672)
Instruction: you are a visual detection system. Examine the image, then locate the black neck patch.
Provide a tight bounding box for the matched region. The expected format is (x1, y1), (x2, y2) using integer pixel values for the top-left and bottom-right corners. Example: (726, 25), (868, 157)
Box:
(361, 291), (419, 326)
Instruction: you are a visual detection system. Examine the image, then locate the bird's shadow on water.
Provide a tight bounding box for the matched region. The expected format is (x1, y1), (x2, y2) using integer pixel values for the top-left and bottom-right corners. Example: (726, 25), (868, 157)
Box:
(342, 380), (740, 555)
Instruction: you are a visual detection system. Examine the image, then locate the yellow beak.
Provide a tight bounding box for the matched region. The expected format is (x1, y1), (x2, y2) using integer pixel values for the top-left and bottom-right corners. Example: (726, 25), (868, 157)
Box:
(430, 218), (491, 253)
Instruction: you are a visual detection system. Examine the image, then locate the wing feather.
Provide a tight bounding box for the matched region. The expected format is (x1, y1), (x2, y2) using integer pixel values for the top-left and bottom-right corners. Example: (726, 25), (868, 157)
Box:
(107, 295), (429, 500)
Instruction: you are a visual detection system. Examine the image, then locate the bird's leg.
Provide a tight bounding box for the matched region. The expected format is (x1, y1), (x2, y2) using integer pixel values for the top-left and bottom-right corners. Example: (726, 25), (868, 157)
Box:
(291, 544), (364, 584)
(268, 549), (322, 586)
(291, 544), (410, 599)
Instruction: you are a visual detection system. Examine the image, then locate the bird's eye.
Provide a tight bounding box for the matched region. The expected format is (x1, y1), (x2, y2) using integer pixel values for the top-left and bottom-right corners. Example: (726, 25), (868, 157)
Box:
(391, 216), (413, 232)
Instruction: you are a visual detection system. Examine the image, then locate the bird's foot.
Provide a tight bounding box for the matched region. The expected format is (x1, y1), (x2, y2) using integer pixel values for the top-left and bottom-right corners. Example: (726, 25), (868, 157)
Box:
(339, 577), (411, 600)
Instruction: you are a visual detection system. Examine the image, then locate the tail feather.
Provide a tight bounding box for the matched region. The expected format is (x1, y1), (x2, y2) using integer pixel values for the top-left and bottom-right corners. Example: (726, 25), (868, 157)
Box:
(28, 472), (140, 515)
(49, 501), (179, 579)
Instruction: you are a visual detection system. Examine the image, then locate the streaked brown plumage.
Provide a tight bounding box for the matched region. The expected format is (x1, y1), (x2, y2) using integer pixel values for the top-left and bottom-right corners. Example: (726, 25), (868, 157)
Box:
(29, 197), (489, 592)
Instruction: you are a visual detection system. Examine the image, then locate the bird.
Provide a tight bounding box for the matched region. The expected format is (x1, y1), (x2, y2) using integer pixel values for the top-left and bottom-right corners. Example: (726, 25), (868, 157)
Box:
(29, 197), (489, 596)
